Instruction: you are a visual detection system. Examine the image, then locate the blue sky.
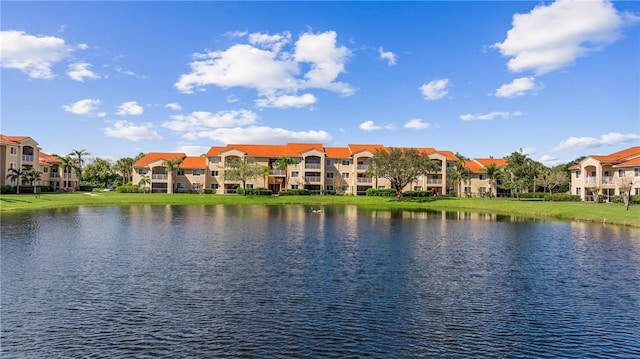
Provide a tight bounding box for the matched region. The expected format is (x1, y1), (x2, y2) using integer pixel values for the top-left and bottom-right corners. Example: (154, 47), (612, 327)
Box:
(2, 0), (639, 166)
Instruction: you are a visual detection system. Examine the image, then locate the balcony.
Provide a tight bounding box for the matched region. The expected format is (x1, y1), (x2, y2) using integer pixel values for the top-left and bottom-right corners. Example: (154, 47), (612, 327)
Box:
(22, 155), (34, 162)
(152, 174), (168, 180)
(304, 176), (322, 183)
(305, 163), (321, 169)
(357, 164), (369, 171)
(271, 169), (286, 176)
(602, 176), (614, 184)
(50, 173), (61, 179)
(585, 177), (597, 184)
(357, 177), (373, 183)
(427, 178), (442, 184)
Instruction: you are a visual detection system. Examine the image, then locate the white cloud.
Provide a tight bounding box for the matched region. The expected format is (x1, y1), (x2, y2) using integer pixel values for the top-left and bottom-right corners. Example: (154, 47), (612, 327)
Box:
(521, 147), (536, 156)
(174, 145), (210, 157)
(175, 30), (353, 106)
(116, 101), (144, 116)
(359, 120), (394, 131)
(460, 111), (522, 121)
(63, 99), (101, 116)
(103, 120), (163, 141)
(378, 47), (397, 66)
(67, 62), (100, 82)
(538, 154), (565, 167)
(182, 126), (332, 144)
(404, 119), (432, 129)
(0, 30), (72, 79)
(162, 109), (258, 132)
(419, 79), (449, 100)
(255, 93), (317, 108)
(553, 132), (640, 151)
(493, 0), (639, 74)
(495, 77), (540, 98)
(165, 102), (182, 111)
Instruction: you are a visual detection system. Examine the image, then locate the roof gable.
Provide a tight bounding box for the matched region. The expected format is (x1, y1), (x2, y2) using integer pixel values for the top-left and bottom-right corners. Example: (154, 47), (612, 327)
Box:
(180, 156), (207, 168)
(133, 152), (186, 167)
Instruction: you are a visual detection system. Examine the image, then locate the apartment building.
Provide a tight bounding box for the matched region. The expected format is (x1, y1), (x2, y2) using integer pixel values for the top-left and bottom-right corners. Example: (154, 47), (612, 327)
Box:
(462, 158), (509, 197)
(132, 143), (459, 195)
(570, 146), (640, 201)
(1, 134), (80, 190)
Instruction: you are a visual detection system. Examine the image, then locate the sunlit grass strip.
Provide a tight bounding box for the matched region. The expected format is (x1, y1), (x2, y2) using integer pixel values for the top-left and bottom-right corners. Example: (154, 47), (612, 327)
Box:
(1, 192), (638, 227)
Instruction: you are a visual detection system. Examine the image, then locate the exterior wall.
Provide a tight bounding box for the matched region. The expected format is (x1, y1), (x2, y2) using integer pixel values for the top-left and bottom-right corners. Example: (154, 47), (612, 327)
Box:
(571, 157), (640, 201)
(0, 137), (40, 187)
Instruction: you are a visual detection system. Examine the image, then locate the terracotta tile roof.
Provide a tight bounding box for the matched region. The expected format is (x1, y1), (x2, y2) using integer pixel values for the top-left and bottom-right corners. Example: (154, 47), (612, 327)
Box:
(225, 144), (288, 157)
(285, 143), (324, 156)
(434, 150), (459, 161)
(206, 146), (227, 156)
(325, 147), (351, 158)
(180, 156), (207, 168)
(569, 164), (581, 170)
(348, 144), (385, 154)
(0, 134), (31, 144)
(613, 156), (640, 168)
(464, 161), (484, 173)
(590, 146), (640, 163)
(475, 158), (508, 167)
(39, 152), (60, 164)
(133, 152), (186, 167)
(415, 147), (437, 154)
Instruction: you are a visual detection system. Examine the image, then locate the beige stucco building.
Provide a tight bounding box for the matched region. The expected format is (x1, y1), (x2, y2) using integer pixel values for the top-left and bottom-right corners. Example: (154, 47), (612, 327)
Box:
(569, 146), (640, 201)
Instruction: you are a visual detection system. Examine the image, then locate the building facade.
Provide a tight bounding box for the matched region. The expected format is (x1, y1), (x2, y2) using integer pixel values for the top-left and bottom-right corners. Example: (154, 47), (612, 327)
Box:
(132, 143), (459, 196)
(462, 158), (509, 197)
(569, 146), (640, 201)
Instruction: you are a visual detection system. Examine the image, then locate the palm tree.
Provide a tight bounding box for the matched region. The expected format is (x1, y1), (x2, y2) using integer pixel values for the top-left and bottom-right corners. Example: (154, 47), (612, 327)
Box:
(6, 167), (25, 193)
(24, 167), (43, 186)
(70, 149), (90, 183)
(114, 157), (135, 184)
(275, 156), (296, 192)
(484, 163), (500, 199)
(138, 174), (151, 193)
(56, 155), (78, 189)
(162, 157), (182, 194)
(450, 155), (470, 197)
(261, 166), (271, 188)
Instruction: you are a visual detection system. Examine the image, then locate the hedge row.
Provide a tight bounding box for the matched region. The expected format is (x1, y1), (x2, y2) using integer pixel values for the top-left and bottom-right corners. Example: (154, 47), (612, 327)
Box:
(279, 189), (311, 196)
(543, 194), (581, 202)
(365, 188), (396, 197)
(237, 187), (273, 196)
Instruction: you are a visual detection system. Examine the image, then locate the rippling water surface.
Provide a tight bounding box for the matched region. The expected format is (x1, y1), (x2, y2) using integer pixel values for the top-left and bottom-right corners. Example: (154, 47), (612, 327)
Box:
(2, 205), (639, 357)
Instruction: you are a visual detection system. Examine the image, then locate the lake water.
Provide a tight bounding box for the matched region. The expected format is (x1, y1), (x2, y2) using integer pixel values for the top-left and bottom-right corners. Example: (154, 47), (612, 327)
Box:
(1, 205), (639, 358)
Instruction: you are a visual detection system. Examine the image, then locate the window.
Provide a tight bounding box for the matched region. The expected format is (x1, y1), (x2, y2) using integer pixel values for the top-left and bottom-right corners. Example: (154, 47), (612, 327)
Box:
(177, 169), (185, 176)
(342, 160), (350, 166)
(635, 188), (640, 196)
(246, 184), (254, 189)
(291, 184), (299, 189)
(10, 147), (17, 155)
(176, 182), (185, 190)
(576, 188), (582, 196)
(326, 185), (334, 191)
(291, 171), (299, 177)
(193, 170), (202, 176)
(43, 167), (49, 174)
(192, 183), (200, 190)
(618, 169), (625, 177)
(479, 174), (485, 180)
(377, 185), (386, 189)
(210, 157), (220, 164)
(341, 172), (349, 179)
(326, 172), (334, 178)
(211, 183), (219, 190)
(342, 185), (349, 192)
(211, 170), (219, 176)
(464, 186), (471, 193)
(326, 159), (335, 166)
(416, 175), (423, 180)
(9, 162), (17, 170)
(576, 169), (581, 178)
(479, 187), (486, 194)
(137, 168), (148, 175)
(414, 186), (423, 191)
(635, 168), (640, 177)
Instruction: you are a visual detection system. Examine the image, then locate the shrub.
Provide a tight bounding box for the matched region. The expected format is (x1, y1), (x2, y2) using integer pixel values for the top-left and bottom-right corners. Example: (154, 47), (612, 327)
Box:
(403, 190), (432, 198)
(237, 187), (272, 196)
(365, 188), (396, 197)
(203, 188), (215, 194)
(544, 193), (581, 202)
(519, 192), (546, 199)
(610, 195), (623, 204)
(279, 189), (311, 196)
(631, 195), (640, 204)
(116, 184), (143, 193)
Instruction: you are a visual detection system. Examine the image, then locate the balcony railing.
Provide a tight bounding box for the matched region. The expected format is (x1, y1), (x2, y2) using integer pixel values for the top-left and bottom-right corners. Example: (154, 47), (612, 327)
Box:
(585, 177), (597, 184)
(357, 164), (369, 171)
(50, 173), (61, 178)
(357, 177), (373, 183)
(22, 155), (34, 162)
(427, 179), (442, 184)
(305, 163), (321, 169)
(304, 176), (322, 183)
(152, 174), (168, 180)
(602, 176), (614, 184)
(271, 170), (286, 176)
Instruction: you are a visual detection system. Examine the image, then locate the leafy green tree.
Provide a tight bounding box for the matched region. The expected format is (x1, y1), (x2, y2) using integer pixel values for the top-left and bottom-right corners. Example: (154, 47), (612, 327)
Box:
(56, 154), (78, 189)
(368, 147), (438, 198)
(449, 153), (471, 197)
(69, 149), (90, 181)
(223, 157), (262, 195)
(502, 151), (535, 199)
(275, 156), (297, 191)
(6, 167), (25, 193)
(114, 157), (135, 184)
(83, 158), (115, 188)
(162, 157), (183, 194)
(484, 163), (501, 199)
(261, 165), (271, 188)
(540, 165), (568, 194)
(530, 160), (548, 193)
(138, 174), (151, 193)
(616, 177), (634, 210)
(23, 167), (42, 186)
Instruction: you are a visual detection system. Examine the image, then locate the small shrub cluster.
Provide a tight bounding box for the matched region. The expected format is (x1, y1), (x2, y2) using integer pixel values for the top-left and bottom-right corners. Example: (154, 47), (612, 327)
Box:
(632, 195), (640, 204)
(365, 188), (396, 197)
(544, 193), (581, 202)
(116, 184), (144, 193)
(203, 188), (215, 194)
(402, 190), (433, 198)
(518, 192), (547, 199)
(1, 185), (54, 194)
(279, 189), (311, 196)
(237, 187), (273, 196)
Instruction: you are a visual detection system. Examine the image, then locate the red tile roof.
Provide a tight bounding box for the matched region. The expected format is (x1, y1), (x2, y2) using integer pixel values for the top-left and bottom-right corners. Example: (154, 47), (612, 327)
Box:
(39, 152), (60, 164)
(133, 152), (186, 167)
(348, 144), (385, 154)
(0, 135), (31, 144)
(206, 146), (227, 156)
(590, 146), (640, 162)
(475, 158), (508, 167)
(613, 156), (640, 168)
(225, 144), (287, 157)
(285, 143), (324, 155)
(180, 156), (207, 168)
(325, 147), (351, 158)
(433, 150), (459, 161)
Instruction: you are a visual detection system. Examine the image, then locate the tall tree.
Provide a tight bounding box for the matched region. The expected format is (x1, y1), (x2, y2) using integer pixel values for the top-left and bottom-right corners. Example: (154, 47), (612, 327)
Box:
(6, 167), (25, 193)
(83, 158), (115, 188)
(540, 166), (568, 194)
(449, 153), (470, 197)
(23, 167), (42, 186)
(138, 174), (151, 193)
(223, 157), (262, 195)
(616, 177), (634, 211)
(56, 154), (78, 189)
(114, 157), (135, 184)
(502, 151), (534, 200)
(69, 149), (90, 182)
(162, 157), (182, 194)
(260, 165), (271, 188)
(368, 147), (438, 198)
(484, 163), (501, 199)
(275, 156), (297, 191)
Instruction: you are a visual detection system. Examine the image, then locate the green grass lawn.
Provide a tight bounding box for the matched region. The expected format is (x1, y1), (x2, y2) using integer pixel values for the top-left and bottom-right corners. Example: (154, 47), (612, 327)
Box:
(1, 192), (638, 227)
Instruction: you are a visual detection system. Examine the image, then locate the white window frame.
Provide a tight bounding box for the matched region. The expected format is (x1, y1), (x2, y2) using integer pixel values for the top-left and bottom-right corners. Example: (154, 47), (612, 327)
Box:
(341, 172), (349, 179)
(193, 169), (202, 176)
(342, 159), (350, 166)
(291, 171), (299, 177)
(326, 172), (334, 178)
